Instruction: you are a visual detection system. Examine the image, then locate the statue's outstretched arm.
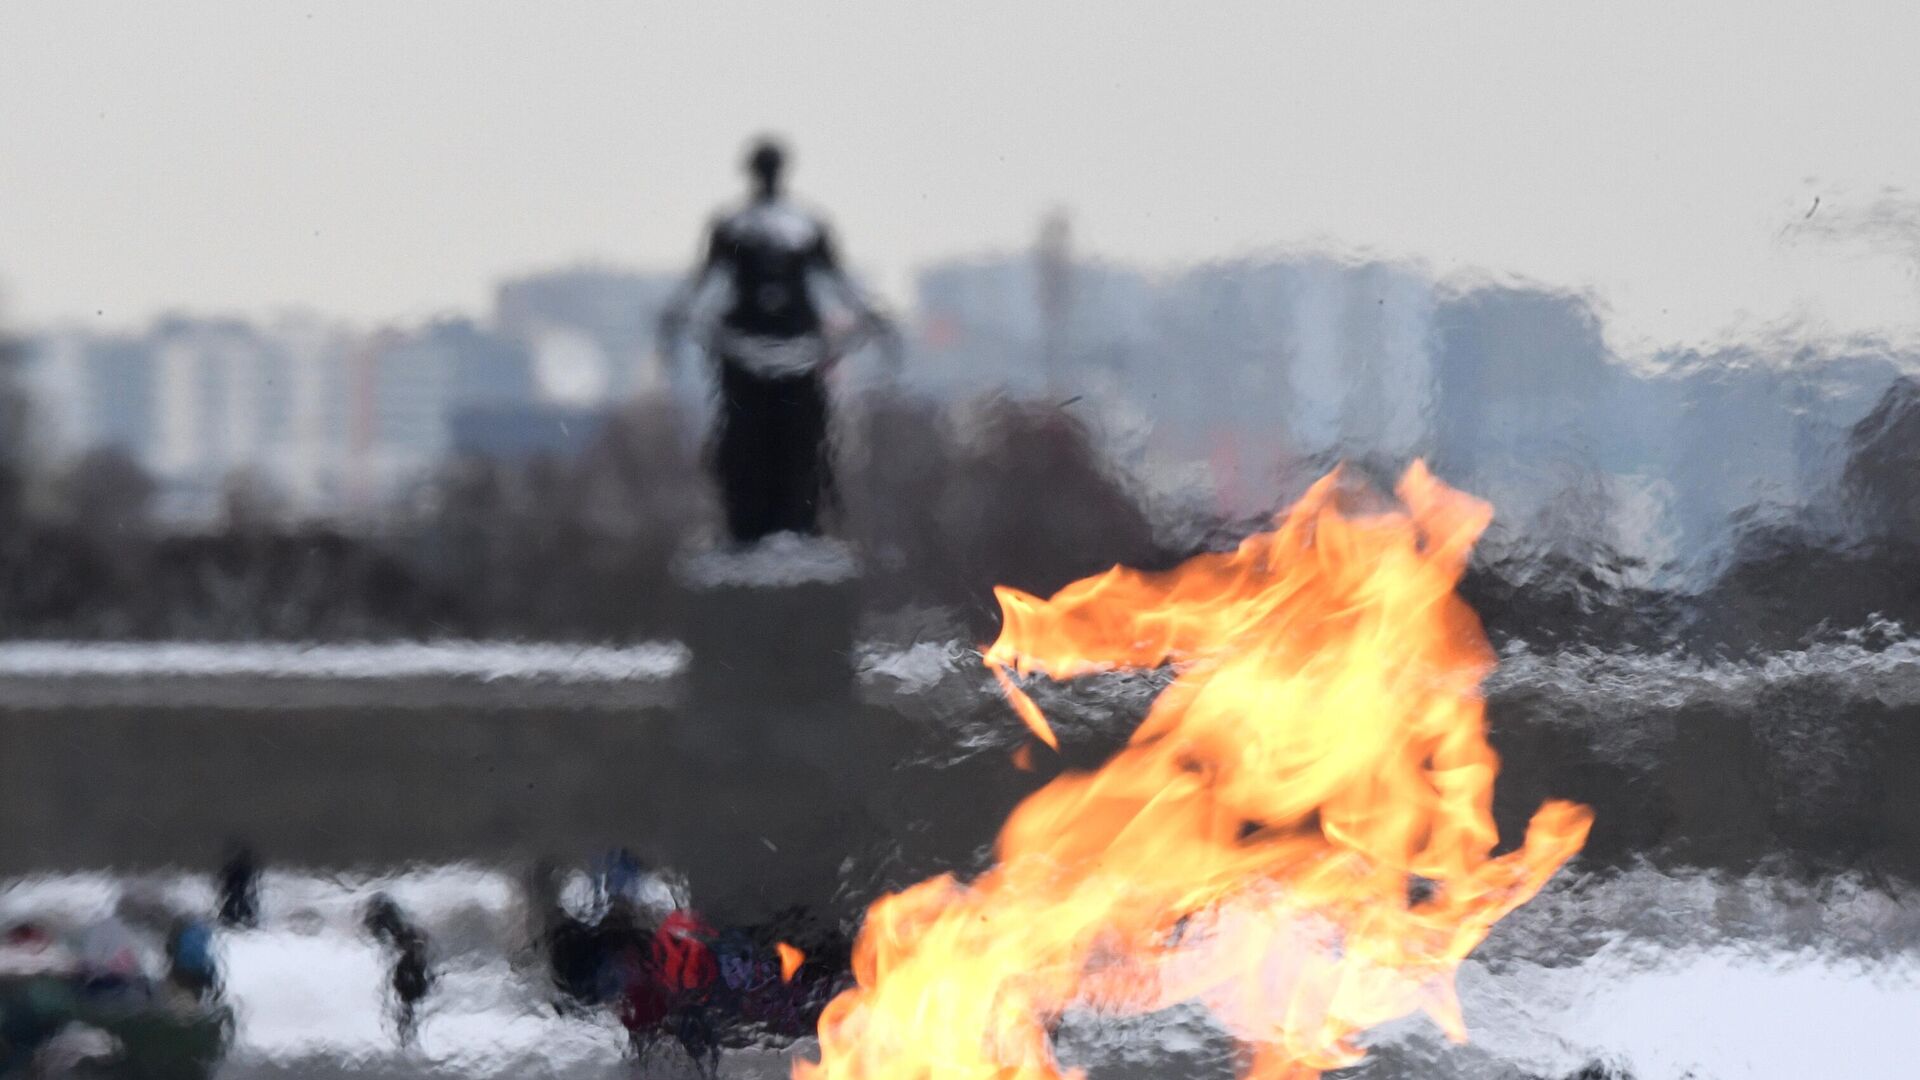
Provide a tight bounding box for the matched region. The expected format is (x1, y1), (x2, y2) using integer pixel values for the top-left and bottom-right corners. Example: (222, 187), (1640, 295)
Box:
(815, 229), (903, 369)
(657, 226), (722, 359)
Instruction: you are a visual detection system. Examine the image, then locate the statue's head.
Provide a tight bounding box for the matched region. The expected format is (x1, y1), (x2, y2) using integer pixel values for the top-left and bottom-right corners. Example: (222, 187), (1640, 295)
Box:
(745, 136), (787, 196)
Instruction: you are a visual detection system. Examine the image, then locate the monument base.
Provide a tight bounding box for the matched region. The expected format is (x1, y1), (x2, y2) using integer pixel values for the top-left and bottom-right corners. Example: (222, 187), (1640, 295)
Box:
(671, 534), (862, 706)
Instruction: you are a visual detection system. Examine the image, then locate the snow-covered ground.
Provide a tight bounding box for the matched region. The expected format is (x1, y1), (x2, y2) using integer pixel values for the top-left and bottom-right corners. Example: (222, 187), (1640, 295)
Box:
(0, 630), (1915, 1076)
(0, 640), (690, 709)
(0, 642), (689, 683)
(3, 864), (1913, 1079)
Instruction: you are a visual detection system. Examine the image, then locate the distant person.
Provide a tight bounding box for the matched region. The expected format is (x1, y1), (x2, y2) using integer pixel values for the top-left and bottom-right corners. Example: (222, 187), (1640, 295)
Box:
(0, 928), (82, 1077)
(216, 844), (260, 930)
(594, 847), (647, 909)
(74, 901), (153, 1001)
(164, 916), (219, 1002)
(363, 895), (433, 1048)
(621, 905), (722, 1077)
(526, 859), (643, 1013)
(658, 136), (897, 545)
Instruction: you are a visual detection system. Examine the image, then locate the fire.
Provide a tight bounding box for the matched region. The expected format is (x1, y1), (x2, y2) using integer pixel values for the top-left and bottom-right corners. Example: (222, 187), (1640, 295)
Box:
(800, 463), (1591, 1080)
(780, 942), (808, 983)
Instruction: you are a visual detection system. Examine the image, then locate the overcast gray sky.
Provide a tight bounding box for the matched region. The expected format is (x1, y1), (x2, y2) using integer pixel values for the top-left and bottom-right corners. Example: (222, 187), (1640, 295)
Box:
(3, 1), (1918, 352)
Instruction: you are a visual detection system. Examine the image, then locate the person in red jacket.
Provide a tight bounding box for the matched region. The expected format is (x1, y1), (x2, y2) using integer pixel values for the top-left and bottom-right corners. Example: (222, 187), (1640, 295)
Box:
(620, 906), (722, 1077)
(652, 908), (718, 996)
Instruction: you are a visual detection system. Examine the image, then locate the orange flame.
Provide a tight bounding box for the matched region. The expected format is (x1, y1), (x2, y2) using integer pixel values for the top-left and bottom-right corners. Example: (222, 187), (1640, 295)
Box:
(779, 942), (808, 983)
(799, 463), (1591, 1080)
(990, 663), (1059, 749)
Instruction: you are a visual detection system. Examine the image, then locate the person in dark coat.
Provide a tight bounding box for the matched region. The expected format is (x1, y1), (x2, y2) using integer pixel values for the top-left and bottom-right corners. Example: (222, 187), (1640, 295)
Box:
(363, 895), (433, 1048)
(216, 845), (259, 930)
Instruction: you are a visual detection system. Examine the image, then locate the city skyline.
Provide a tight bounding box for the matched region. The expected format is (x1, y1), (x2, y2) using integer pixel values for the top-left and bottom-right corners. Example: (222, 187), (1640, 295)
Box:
(4, 3), (1920, 355)
(19, 248), (1906, 587)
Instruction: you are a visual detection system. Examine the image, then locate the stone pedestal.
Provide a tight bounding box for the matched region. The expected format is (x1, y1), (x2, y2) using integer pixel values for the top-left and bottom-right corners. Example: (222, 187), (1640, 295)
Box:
(672, 536), (862, 707)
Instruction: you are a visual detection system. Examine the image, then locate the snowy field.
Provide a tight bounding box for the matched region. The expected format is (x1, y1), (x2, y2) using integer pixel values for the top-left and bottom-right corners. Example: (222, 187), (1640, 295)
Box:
(0, 636), (1915, 1077)
(0, 641), (691, 710)
(2, 861), (1914, 1078)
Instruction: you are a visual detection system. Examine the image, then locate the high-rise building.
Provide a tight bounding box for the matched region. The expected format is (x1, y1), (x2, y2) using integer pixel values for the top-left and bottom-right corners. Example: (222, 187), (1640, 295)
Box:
(26, 313), (533, 520)
(494, 266), (679, 404)
(911, 244), (1442, 517)
(913, 250), (1154, 398)
(348, 318), (535, 504)
(26, 331), (159, 462)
